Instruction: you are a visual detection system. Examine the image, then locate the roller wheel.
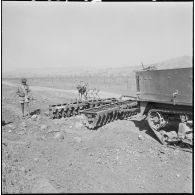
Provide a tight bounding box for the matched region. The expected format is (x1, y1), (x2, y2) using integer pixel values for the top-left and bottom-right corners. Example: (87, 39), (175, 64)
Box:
(147, 109), (165, 132)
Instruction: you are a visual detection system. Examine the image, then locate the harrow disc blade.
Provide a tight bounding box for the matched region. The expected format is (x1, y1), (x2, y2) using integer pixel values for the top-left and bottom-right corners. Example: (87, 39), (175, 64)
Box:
(107, 112), (113, 123)
(100, 113), (107, 126)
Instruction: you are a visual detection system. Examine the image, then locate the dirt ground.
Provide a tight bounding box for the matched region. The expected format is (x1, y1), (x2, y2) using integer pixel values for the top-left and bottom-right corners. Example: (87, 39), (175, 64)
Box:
(2, 81), (193, 193)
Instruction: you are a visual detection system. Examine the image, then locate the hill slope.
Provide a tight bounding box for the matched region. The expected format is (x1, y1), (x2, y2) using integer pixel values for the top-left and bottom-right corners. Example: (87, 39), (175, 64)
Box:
(2, 56), (192, 78)
(151, 55), (192, 70)
(93, 56), (192, 77)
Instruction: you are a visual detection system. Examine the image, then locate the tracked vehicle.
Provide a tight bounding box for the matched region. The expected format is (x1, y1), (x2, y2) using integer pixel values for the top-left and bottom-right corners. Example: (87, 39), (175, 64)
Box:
(48, 67), (193, 150)
(135, 67), (193, 149)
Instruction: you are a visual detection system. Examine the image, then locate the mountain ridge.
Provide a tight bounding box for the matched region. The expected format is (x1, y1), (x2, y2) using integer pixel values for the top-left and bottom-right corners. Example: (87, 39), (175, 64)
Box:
(3, 56), (192, 78)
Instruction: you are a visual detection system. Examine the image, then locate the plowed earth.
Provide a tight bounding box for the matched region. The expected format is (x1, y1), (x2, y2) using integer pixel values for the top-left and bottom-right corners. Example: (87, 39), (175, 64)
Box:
(2, 82), (193, 193)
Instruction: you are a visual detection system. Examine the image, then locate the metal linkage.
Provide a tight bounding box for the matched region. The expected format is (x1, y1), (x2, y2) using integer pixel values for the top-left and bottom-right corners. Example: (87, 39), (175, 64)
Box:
(81, 100), (139, 130)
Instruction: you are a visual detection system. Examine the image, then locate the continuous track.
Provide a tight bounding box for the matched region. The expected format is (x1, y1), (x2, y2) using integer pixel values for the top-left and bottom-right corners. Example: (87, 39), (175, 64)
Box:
(146, 108), (193, 149)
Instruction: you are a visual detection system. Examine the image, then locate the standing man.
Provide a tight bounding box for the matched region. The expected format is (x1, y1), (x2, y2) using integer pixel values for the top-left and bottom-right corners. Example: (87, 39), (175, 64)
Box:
(16, 78), (31, 118)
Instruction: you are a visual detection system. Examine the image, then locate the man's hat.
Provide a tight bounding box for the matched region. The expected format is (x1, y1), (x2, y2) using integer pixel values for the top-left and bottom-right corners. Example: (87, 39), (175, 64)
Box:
(21, 78), (27, 84)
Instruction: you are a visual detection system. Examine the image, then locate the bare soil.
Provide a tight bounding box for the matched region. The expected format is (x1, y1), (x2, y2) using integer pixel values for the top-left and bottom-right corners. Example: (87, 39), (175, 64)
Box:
(2, 81), (193, 193)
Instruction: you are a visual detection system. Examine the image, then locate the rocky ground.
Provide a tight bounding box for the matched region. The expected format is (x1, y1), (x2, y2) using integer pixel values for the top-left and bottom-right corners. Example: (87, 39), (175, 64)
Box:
(2, 82), (193, 193)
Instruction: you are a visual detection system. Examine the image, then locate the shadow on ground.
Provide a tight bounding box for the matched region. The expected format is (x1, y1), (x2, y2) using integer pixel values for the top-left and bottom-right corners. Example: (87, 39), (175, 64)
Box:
(132, 119), (162, 144)
(2, 120), (13, 127)
(30, 109), (41, 116)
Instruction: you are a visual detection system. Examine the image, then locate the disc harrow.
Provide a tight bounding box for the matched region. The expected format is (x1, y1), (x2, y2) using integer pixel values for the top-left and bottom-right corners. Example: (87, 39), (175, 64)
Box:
(81, 99), (139, 130)
(48, 98), (118, 119)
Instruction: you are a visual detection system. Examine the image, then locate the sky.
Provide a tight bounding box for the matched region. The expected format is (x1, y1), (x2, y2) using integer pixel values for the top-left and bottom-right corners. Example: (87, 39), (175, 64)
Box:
(2, 1), (193, 75)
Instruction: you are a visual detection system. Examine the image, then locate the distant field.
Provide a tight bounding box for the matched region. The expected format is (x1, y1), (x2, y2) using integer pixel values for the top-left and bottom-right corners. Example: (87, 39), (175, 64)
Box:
(3, 75), (137, 96)
(3, 56), (192, 97)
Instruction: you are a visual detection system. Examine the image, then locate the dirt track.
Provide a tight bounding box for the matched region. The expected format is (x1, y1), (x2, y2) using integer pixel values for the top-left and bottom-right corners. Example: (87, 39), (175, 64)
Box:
(2, 81), (121, 99)
(2, 82), (193, 193)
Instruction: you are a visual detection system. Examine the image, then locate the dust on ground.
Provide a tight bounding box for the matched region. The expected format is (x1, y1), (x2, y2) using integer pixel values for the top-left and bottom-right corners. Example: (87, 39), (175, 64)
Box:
(2, 83), (193, 193)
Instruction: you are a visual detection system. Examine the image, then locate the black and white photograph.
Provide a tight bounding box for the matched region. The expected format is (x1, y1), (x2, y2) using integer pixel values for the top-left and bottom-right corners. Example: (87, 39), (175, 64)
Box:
(2, 1), (193, 193)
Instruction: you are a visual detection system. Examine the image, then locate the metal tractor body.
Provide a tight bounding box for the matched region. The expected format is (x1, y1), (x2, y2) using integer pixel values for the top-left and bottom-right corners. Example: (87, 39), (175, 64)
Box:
(135, 67), (193, 147)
